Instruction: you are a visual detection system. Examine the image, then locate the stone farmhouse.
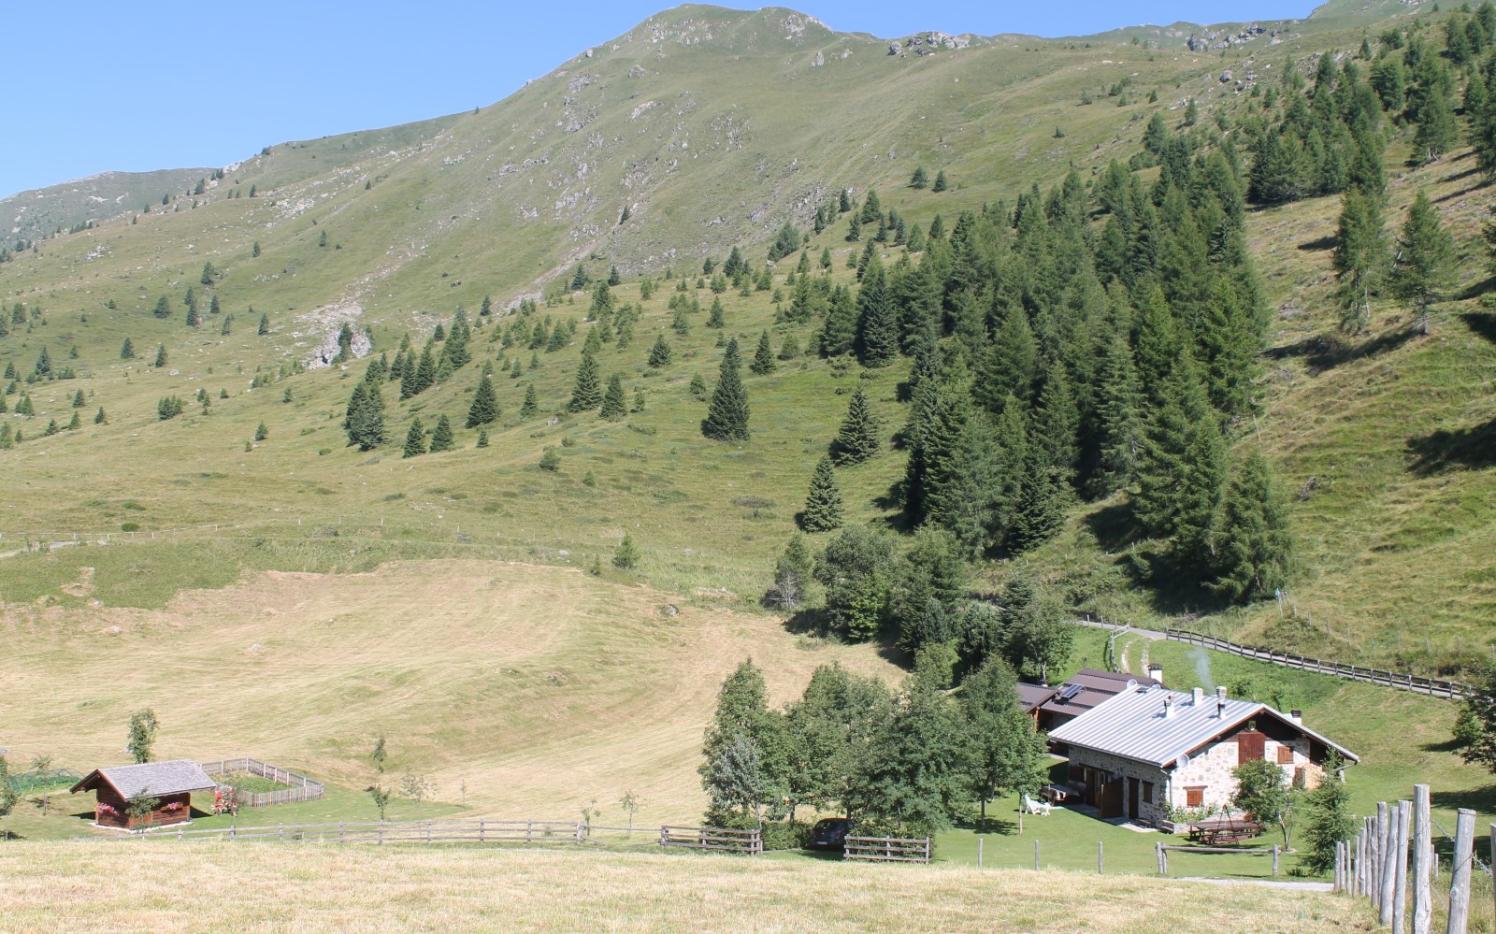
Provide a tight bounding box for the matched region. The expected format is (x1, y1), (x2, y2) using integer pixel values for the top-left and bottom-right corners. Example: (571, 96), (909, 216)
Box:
(1046, 683), (1357, 826)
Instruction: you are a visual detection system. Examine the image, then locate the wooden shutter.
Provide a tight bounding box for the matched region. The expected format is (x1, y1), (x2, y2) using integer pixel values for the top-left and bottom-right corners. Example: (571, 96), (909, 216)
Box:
(1237, 730), (1265, 763)
(1276, 745), (1294, 764)
(1186, 786), (1204, 807)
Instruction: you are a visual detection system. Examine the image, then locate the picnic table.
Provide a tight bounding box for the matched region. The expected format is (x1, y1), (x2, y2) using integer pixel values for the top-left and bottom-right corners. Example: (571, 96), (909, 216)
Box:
(1041, 784), (1074, 804)
(1187, 818), (1262, 845)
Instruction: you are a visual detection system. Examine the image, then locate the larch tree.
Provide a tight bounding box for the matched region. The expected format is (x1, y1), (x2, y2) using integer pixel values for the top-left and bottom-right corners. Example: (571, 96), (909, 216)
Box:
(1209, 449), (1293, 603)
(1389, 190), (1456, 333)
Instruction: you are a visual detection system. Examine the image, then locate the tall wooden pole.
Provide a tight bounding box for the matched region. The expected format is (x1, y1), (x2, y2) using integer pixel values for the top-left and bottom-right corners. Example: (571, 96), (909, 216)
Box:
(1447, 809), (1475, 934)
(1395, 800), (1411, 934)
(1413, 785), (1432, 934)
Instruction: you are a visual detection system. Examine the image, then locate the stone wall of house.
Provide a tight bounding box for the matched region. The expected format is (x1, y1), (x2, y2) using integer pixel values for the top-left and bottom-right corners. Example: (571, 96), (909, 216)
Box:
(1170, 729), (1323, 815)
(1065, 748), (1170, 825)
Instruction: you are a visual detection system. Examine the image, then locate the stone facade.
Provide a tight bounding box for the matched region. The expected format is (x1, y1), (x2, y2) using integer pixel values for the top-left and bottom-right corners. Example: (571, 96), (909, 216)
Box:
(1065, 722), (1324, 825)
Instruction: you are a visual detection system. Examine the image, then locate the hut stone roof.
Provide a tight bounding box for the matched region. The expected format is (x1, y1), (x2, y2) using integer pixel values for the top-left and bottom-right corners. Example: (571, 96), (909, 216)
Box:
(70, 759), (216, 800)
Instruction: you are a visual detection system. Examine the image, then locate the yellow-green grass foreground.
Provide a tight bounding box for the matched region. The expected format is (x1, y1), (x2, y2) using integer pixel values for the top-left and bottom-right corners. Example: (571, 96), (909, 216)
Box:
(0, 843), (1371, 933)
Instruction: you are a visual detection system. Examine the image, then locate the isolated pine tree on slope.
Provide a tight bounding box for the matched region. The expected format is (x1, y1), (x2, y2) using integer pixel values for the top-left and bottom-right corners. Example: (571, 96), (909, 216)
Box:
(702, 338), (750, 441)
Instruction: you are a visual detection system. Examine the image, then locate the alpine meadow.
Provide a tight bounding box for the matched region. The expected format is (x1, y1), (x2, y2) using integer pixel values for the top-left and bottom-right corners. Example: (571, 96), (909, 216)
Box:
(2, 1), (1496, 930)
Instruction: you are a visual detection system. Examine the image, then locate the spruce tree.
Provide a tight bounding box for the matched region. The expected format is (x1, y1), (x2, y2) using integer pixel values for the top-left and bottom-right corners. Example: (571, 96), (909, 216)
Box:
(706, 297), (725, 328)
(154, 344), (168, 368)
(910, 166), (928, 189)
(520, 383), (538, 418)
(1389, 190), (1456, 331)
(702, 338), (750, 441)
(429, 414), (455, 452)
(647, 333), (673, 368)
(258, 313), (270, 335)
(403, 418), (426, 458)
(467, 373), (499, 427)
(819, 285), (857, 357)
(1210, 450), (1293, 603)
(345, 381), (387, 450)
(1031, 362), (1079, 481)
(153, 296), (171, 319)
(414, 345), (437, 393)
(120, 337), (135, 359)
(932, 170), (948, 192)
(831, 387), (881, 465)
(567, 349), (602, 412)
(600, 374), (627, 421)
(94, 406), (107, 425)
(801, 455), (843, 532)
(749, 331), (776, 375)
(854, 255), (898, 367)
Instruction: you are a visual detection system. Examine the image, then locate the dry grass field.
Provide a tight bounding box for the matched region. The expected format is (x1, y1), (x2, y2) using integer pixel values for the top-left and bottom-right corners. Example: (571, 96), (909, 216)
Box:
(0, 842), (1373, 933)
(0, 560), (900, 823)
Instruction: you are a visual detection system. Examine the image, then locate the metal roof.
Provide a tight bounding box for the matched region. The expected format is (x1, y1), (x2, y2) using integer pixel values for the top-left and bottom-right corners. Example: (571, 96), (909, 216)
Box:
(1036, 668), (1159, 718)
(1016, 683), (1058, 712)
(71, 759), (216, 799)
(1047, 685), (1358, 768)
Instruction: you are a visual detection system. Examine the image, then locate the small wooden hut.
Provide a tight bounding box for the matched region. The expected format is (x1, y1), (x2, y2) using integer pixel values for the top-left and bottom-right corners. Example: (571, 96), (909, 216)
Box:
(70, 760), (216, 830)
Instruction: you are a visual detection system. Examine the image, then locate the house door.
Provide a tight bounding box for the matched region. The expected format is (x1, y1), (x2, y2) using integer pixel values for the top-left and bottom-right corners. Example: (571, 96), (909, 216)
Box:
(1127, 778), (1139, 820)
(1101, 781), (1123, 818)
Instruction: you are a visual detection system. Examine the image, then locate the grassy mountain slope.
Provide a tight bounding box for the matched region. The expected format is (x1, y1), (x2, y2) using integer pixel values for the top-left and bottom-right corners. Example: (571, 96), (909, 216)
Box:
(0, 1), (1490, 680)
(1, 169), (208, 243)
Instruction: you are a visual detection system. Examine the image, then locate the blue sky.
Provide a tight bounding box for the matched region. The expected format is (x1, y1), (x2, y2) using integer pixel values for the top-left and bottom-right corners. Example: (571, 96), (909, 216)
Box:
(1, 1), (1318, 197)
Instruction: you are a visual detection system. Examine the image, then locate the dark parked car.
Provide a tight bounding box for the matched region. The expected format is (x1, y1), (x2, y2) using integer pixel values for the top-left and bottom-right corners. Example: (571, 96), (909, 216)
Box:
(809, 817), (854, 850)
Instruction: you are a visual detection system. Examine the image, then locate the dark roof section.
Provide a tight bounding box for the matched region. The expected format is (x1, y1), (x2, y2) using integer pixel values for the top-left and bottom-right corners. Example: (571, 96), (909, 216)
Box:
(1037, 668), (1160, 720)
(70, 760), (216, 800)
(1017, 683), (1059, 713)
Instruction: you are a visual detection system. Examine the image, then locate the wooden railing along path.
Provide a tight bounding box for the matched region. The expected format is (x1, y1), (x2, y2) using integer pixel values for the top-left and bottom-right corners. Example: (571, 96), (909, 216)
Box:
(1163, 629), (1481, 701)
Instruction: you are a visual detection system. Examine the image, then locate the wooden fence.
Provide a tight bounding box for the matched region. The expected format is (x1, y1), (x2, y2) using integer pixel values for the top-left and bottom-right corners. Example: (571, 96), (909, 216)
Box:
(140, 818), (585, 845)
(199, 757), (324, 808)
(657, 825), (763, 855)
(1163, 629), (1482, 701)
(843, 835), (932, 864)
(1336, 785), (1494, 933)
(1155, 842), (1281, 877)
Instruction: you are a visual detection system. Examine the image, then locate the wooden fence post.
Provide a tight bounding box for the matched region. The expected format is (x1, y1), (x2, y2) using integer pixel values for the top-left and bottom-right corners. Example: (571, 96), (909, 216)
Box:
(1447, 809), (1475, 934)
(1490, 824), (1495, 934)
(1414, 786), (1432, 934)
(1098, 840), (1104, 875)
(1377, 802), (1391, 916)
(977, 837), (983, 868)
(1033, 839), (1040, 871)
(1395, 800), (1411, 934)
(1382, 800), (1400, 927)
(1272, 845), (1280, 877)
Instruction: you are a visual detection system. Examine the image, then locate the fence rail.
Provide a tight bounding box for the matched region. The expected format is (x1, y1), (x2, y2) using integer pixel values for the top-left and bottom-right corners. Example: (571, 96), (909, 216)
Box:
(1157, 842), (1280, 876)
(199, 757), (324, 808)
(1163, 629), (1481, 701)
(844, 835), (932, 864)
(139, 818), (585, 845)
(658, 825), (762, 855)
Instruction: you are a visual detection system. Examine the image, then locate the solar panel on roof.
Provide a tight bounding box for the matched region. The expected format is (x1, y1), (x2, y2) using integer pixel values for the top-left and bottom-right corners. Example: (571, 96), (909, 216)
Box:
(1059, 683), (1083, 701)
